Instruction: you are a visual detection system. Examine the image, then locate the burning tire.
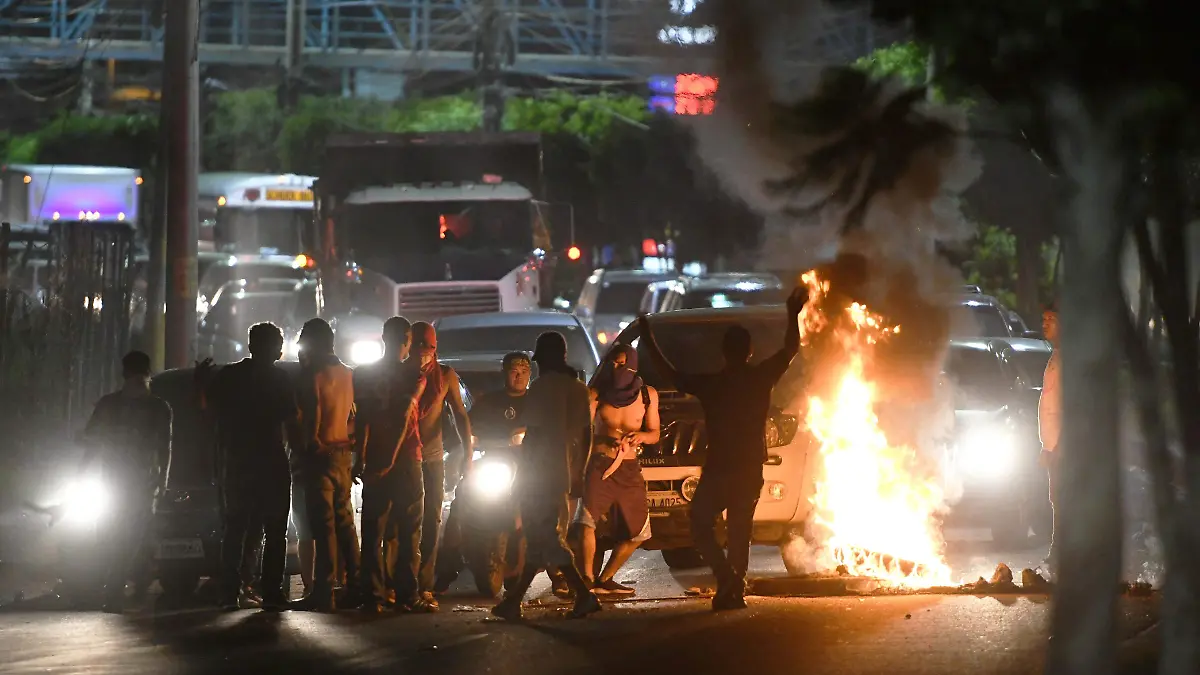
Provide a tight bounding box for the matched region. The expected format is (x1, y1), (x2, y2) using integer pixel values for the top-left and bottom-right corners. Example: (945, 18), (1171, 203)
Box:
(661, 547), (705, 570)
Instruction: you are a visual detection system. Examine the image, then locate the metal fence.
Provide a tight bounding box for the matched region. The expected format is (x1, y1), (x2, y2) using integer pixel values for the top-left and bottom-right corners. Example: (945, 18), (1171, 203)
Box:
(0, 222), (136, 448)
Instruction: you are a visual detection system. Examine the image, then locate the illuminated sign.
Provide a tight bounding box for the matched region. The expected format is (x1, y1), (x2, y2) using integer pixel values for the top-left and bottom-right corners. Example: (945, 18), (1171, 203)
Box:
(659, 0), (715, 45)
(266, 189), (313, 202)
(648, 74), (718, 116)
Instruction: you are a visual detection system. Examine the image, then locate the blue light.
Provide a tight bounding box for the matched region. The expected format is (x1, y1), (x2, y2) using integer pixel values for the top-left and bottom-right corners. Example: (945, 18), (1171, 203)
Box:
(648, 75), (677, 95)
(649, 95), (675, 113)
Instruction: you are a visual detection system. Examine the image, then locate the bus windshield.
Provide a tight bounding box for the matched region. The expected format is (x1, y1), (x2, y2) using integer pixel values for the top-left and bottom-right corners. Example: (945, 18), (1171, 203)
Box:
(215, 208), (309, 254)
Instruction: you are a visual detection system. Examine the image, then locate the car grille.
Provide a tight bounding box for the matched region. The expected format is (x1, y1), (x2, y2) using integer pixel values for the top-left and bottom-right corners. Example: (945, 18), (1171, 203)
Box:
(640, 418), (708, 467)
(396, 285), (501, 321)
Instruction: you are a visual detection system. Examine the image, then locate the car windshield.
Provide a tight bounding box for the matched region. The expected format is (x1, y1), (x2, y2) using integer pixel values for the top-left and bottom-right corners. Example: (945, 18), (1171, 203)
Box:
(1010, 349), (1052, 388)
(200, 263), (307, 298)
(681, 287), (786, 310)
(943, 347), (1010, 409)
(630, 314), (803, 407)
(436, 323), (596, 371)
(206, 287), (313, 337)
(951, 303), (1012, 338)
(457, 370), (509, 400)
(596, 280), (652, 315)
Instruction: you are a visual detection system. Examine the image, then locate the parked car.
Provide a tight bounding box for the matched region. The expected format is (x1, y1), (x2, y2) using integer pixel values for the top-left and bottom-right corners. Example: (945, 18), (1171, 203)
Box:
(955, 286), (1041, 339)
(939, 338), (1053, 544)
(196, 278), (317, 364)
(574, 269), (681, 347)
(196, 252), (314, 317)
(608, 307), (814, 571)
(434, 311), (601, 393)
(653, 273), (786, 313)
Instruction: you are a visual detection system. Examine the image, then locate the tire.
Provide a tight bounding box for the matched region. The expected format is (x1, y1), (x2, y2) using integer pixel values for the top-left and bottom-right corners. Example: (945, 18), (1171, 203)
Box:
(158, 571), (201, 600)
(661, 547), (706, 570)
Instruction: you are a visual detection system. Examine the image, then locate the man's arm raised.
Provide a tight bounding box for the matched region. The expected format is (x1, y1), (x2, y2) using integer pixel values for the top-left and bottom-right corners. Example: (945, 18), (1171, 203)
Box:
(637, 315), (681, 389)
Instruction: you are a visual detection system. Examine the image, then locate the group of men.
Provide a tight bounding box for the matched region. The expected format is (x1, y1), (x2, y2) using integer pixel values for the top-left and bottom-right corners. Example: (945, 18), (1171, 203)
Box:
(82, 282), (811, 616)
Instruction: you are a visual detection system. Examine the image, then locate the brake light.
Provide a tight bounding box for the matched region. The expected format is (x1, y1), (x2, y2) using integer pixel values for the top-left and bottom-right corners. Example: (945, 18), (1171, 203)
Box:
(765, 413), (799, 448)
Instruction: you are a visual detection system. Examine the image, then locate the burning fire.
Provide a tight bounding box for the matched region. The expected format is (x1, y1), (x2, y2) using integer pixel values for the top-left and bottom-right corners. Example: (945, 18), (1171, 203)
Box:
(799, 271), (952, 588)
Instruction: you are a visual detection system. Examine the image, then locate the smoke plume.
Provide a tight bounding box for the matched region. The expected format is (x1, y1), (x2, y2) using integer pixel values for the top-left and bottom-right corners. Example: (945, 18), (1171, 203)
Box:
(686, 0), (981, 411)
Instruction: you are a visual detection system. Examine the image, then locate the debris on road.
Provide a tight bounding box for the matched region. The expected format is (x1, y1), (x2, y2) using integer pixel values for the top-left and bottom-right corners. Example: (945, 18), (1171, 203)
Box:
(684, 587), (715, 597)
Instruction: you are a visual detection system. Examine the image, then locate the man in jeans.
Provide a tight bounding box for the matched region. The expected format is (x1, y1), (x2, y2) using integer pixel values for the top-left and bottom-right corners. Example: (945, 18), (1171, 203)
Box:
(355, 317), (427, 613)
(410, 322), (473, 612)
(198, 323), (299, 611)
(639, 286), (807, 611)
(1038, 307), (1061, 567)
(291, 318), (360, 612)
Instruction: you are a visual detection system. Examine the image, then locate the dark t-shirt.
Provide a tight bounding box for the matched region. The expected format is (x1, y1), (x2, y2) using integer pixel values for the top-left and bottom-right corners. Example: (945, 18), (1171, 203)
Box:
(208, 358), (299, 481)
(470, 390), (527, 447)
(84, 391), (173, 484)
(519, 369), (590, 500)
(674, 348), (795, 478)
(354, 360), (424, 468)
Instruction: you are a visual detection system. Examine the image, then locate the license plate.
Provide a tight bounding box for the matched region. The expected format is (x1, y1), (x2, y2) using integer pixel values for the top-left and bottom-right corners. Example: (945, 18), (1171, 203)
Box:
(646, 490), (686, 509)
(265, 188), (312, 202)
(156, 538), (205, 560)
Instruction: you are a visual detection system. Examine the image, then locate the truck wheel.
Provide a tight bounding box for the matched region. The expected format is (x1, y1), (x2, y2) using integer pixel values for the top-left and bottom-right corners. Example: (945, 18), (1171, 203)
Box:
(661, 547), (705, 570)
(158, 571), (200, 600)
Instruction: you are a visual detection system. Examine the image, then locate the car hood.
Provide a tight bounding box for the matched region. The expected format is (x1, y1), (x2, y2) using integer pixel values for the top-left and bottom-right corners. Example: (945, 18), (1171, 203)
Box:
(439, 352), (510, 372)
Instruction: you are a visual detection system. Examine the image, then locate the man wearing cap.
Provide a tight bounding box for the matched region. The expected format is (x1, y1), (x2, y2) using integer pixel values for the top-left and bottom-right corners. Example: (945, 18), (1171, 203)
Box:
(292, 318), (361, 612)
(355, 317), (428, 613)
(492, 332), (601, 620)
(410, 321), (473, 611)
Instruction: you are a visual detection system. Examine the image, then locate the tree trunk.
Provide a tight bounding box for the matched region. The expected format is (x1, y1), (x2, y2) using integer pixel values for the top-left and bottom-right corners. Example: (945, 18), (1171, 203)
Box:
(1044, 89), (1126, 675)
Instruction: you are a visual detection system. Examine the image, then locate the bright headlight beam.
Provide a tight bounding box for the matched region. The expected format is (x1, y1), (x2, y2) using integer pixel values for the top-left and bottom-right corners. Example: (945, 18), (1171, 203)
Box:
(350, 340), (383, 365)
(957, 426), (1017, 480)
(57, 476), (111, 525)
(471, 461), (514, 499)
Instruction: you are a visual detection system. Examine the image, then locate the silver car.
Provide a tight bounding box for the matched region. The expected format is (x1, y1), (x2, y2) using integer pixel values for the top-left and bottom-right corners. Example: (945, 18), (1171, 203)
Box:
(574, 268), (681, 348)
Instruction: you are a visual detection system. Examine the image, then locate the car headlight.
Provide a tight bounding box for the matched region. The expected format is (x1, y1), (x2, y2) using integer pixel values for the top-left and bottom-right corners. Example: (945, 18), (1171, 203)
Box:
(956, 425), (1017, 479)
(284, 337), (301, 360)
(681, 475), (700, 502)
(470, 460), (515, 499)
(765, 413), (799, 448)
(350, 339), (383, 365)
(196, 295), (210, 315)
(55, 476), (111, 526)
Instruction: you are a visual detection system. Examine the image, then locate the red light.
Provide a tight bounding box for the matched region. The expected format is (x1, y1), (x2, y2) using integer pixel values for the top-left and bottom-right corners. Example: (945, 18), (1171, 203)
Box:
(567, 246), (582, 261)
(244, 188), (260, 202)
(642, 238), (658, 257)
(439, 215), (448, 239)
(674, 74), (718, 116)
(482, 174), (503, 184)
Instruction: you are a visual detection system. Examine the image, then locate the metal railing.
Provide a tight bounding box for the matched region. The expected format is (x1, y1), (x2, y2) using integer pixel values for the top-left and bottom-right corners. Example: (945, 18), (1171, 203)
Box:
(0, 0), (658, 75)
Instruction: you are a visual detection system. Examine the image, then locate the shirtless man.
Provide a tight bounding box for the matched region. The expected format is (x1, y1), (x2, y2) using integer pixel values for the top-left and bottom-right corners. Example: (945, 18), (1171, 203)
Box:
(410, 322), (473, 610)
(575, 344), (660, 595)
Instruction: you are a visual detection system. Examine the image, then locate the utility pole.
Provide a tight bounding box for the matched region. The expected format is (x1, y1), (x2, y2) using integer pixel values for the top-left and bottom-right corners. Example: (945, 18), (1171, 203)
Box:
(282, 0), (306, 110)
(162, 0), (200, 369)
(474, 0), (513, 132)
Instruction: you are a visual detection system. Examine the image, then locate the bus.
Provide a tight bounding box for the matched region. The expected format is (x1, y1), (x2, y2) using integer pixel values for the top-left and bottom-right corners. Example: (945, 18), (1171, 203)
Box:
(197, 172), (315, 255)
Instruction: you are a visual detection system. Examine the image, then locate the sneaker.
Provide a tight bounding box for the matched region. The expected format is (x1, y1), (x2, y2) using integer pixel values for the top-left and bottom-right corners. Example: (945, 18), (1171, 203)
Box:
(289, 595), (336, 613)
(410, 592), (439, 613)
(491, 597), (523, 621)
(237, 590), (262, 610)
(550, 574), (571, 598)
(569, 591), (602, 619)
(712, 589), (747, 611)
(594, 579), (635, 596)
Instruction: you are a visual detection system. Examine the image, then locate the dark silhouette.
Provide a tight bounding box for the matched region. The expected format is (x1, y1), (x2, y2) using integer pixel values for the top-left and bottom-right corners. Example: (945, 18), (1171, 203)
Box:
(196, 323), (299, 611)
(492, 332), (601, 620)
(354, 316), (427, 613)
(80, 350), (173, 614)
(638, 287), (807, 610)
(291, 318), (360, 612)
(410, 322), (473, 611)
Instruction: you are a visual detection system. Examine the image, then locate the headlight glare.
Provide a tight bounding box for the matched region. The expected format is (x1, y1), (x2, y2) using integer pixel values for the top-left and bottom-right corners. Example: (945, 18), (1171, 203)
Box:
(57, 476), (111, 525)
(957, 425), (1017, 479)
(681, 475), (700, 502)
(471, 460), (515, 499)
(350, 339), (383, 365)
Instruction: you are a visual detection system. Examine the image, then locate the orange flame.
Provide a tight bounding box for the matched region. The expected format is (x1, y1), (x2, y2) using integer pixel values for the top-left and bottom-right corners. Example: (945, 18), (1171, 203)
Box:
(799, 271), (951, 588)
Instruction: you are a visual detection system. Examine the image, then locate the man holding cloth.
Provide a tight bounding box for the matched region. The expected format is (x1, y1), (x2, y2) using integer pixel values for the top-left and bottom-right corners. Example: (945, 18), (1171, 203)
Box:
(492, 332), (601, 621)
(575, 344), (660, 595)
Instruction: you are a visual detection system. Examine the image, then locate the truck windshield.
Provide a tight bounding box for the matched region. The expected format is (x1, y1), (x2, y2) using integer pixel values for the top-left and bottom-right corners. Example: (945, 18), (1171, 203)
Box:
(342, 200), (533, 282)
(215, 208), (308, 254)
(437, 323), (595, 371)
